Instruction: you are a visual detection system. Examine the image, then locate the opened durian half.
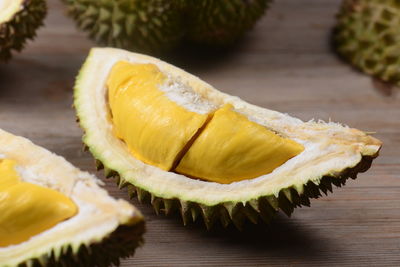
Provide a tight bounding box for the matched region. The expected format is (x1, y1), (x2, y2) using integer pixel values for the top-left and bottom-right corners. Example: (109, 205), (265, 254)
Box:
(0, 128), (144, 266)
(0, 0), (47, 61)
(74, 47), (382, 229)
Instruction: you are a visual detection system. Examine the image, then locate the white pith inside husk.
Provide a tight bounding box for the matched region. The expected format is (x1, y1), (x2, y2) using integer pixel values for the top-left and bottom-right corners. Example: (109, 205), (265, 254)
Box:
(159, 75), (216, 114)
(75, 48), (381, 207)
(0, 128), (143, 266)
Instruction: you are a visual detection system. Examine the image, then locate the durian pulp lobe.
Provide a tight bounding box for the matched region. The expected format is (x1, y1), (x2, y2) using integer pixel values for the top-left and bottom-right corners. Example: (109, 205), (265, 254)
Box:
(0, 0), (23, 24)
(107, 61), (210, 171)
(107, 61), (304, 184)
(0, 159), (78, 247)
(175, 104), (305, 183)
(0, 159), (20, 189)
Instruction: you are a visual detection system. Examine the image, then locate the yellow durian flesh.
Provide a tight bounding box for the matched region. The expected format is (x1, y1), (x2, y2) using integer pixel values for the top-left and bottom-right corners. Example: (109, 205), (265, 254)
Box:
(175, 104), (305, 183)
(107, 61), (210, 171)
(0, 159), (78, 247)
(0, 159), (20, 189)
(107, 61), (304, 184)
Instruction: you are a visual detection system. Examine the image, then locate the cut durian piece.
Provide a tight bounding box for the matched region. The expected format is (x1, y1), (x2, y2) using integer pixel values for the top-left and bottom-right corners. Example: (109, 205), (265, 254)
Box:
(0, 159), (78, 247)
(0, 0), (47, 61)
(0, 129), (144, 266)
(74, 47), (382, 229)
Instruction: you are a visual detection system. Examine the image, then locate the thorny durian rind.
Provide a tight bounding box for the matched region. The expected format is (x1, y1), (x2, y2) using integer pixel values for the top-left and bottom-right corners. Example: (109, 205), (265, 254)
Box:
(0, 0), (47, 61)
(74, 47), (382, 229)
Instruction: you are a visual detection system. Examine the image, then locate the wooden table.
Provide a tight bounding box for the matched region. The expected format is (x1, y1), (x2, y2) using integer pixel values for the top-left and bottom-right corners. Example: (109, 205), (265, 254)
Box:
(1, 0), (399, 266)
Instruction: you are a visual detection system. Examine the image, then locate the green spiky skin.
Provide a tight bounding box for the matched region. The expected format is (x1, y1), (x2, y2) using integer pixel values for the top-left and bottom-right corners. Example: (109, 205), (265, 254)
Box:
(17, 221), (145, 267)
(62, 0), (271, 53)
(0, 0), (47, 61)
(185, 0), (272, 46)
(63, 0), (185, 54)
(87, 140), (377, 230)
(335, 0), (400, 84)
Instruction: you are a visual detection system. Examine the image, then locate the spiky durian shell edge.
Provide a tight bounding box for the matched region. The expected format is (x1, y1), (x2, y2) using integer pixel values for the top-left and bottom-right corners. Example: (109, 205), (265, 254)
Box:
(73, 47), (381, 230)
(13, 221), (145, 267)
(76, 120), (379, 229)
(0, 0), (47, 61)
(334, 0), (400, 85)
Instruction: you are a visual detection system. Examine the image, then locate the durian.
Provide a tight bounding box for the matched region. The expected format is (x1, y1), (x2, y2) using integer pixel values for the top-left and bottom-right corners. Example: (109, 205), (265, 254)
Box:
(0, 0), (47, 61)
(185, 0), (271, 46)
(74, 47), (382, 229)
(62, 0), (185, 54)
(0, 128), (144, 266)
(62, 0), (270, 54)
(334, 0), (400, 85)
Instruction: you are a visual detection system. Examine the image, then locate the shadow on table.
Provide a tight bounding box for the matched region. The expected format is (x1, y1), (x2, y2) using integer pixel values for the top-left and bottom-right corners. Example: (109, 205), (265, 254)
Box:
(133, 199), (334, 262)
(187, 215), (329, 260)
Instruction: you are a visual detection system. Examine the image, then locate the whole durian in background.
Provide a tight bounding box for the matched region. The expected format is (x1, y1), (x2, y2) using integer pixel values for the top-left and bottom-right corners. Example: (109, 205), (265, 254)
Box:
(334, 0), (400, 85)
(62, 0), (185, 54)
(185, 0), (271, 46)
(0, 0), (47, 61)
(62, 0), (271, 54)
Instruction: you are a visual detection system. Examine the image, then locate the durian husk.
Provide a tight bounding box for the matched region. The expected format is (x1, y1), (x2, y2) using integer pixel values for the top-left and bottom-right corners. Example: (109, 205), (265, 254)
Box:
(17, 222), (145, 267)
(95, 155), (375, 230)
(334, 0), (400, 85)
(74, 48), (382, 230)
(62, 0), (185, 54)
(185, 0), (272, 46)
(0, 128), (145, 266)
(0, 0), (47, 61)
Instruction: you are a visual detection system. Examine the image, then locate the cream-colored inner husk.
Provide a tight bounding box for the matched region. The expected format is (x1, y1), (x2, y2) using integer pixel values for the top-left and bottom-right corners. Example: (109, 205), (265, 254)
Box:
(160, 75), (216, 114)
(0, 0), (23, 24)
(0, 129), (141, 266)
(75, 48), (381, 206)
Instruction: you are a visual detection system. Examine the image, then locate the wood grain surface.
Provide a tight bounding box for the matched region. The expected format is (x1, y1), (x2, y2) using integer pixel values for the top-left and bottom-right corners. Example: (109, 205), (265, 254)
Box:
(1, 0), (399, 266)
